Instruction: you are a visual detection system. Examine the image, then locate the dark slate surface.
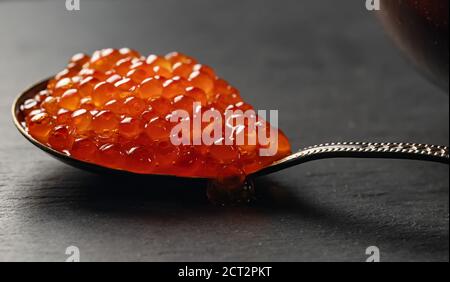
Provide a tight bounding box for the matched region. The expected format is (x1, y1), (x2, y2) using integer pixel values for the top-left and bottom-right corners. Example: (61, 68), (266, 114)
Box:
(0, 0), (448, 262)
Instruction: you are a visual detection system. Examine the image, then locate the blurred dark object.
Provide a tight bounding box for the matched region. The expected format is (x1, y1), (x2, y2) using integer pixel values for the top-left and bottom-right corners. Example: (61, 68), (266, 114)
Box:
(378, 0), (449, 93)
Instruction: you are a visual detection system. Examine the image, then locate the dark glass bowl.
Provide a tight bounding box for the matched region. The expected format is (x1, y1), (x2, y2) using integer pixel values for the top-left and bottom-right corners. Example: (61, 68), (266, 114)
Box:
(377, 0), (449, 92)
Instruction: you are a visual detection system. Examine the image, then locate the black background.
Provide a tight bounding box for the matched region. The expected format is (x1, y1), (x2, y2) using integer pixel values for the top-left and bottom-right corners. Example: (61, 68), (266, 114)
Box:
(0, 0), (448, 261)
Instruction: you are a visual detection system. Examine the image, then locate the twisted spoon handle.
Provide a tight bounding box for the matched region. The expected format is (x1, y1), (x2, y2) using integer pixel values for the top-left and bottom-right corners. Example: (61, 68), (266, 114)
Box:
(252, 142), (449, 177)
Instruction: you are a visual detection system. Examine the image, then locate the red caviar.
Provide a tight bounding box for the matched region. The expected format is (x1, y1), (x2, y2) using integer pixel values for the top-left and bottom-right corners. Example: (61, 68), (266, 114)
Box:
(22, 48), (291, 178)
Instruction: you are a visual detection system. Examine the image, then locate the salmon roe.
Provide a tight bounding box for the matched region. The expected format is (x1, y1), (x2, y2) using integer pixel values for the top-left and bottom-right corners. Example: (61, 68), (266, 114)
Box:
(22, 48), (291, 179)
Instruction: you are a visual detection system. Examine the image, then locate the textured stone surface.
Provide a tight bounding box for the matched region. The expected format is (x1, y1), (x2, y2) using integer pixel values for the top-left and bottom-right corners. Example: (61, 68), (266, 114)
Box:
(0, 0), (448, 261)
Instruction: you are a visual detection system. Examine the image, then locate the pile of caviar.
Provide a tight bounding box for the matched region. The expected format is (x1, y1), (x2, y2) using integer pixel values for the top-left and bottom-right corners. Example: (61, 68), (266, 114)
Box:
(21, 48), (291, 179)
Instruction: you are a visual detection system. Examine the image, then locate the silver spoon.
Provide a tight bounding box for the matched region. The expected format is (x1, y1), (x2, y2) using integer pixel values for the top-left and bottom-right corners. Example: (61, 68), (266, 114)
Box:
(12, 78), (449, 182)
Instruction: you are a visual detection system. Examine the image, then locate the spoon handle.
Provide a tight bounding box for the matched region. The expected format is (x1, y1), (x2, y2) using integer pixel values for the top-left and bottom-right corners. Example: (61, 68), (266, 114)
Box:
(252, 142), (449, 177)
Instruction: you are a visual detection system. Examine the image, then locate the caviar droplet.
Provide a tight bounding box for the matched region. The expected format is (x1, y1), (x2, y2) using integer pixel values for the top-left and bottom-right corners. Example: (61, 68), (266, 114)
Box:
(97, 143), (124, 168)
(92, 82), (119, 107)
(28, 112), (54, 143)
(56, 109), (73, 125)
(90, 48), (121, 72)
(71, 53), (90, 68)
(53, 77), (74, 96)
(144, 117), (169, 141)
(71, 109), (93, 134)
(172, 62), (194, 79)
(119, 116), (143, 139)
(162, 77), (188, 99)
(41, 96), (60, 115)
(21, 99), (38, 115)
(172, 95), (195, 114)
(48, 125), (74, 151)
(188, 71), (214, 94)
(71, 138), (98, 161)
(59, 89), (81, 111)
(78, 76), (99, 97)
(138, 77), (163, 99)
(146, 54), (172, 72)
(185, 87), (207, 106)
(148, 98), (172, 116)
(125, 145), (154, 173)
(92, 110), (120, 139)
(207, 175), (255, 206)
(123, 96), (146, 117)
(114, 77), (136, 92)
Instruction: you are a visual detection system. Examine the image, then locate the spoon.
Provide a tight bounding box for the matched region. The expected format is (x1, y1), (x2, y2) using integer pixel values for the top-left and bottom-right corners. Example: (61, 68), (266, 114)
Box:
(12, 78), (449, 181)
